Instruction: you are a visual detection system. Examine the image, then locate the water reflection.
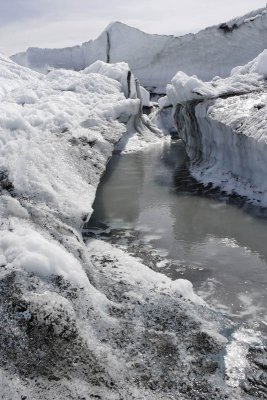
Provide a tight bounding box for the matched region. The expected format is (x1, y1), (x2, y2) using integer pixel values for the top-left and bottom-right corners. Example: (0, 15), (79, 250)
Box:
(85, 140), (267, 326)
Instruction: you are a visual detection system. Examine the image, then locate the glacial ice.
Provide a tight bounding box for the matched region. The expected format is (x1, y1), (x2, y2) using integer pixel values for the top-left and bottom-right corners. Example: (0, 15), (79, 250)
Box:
(11, 7), (267, 93)
(165, 50), (267, 206)
(0, 55), (232, 400)
(1, 6), (267, 398)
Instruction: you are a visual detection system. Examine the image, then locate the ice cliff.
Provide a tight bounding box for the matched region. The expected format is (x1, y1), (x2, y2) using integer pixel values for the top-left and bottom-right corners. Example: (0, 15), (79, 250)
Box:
(162, 50), (267, 206)
(11, 7), (267, 93)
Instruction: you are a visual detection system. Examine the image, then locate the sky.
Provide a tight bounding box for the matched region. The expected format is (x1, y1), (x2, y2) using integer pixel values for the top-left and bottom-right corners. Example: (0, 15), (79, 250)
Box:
(0, 0), (266, 55)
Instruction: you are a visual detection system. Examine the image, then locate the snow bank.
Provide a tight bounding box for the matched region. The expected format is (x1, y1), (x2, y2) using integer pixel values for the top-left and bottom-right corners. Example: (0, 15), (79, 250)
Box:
(0, 54), (143, 317)
(0, 57), (140, 227)
(11, 7), (267, 92)
(0, 226), (89, 287)
(87, 239), (204, 305)
(0, 54), (40, 100)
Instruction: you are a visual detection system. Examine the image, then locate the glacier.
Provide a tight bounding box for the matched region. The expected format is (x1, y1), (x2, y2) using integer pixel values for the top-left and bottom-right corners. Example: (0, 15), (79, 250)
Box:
(0, 54), (246, 400)
(162, 50), (267, 206)
(2, 6), (267, 399)
(11, 7), (267, 93)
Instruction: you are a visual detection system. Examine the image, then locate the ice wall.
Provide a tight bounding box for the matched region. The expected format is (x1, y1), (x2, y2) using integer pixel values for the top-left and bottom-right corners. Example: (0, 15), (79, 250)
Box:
(175, 96), (267, 205)
(169, 51), (267, 205)
(11, 7), (267, 93)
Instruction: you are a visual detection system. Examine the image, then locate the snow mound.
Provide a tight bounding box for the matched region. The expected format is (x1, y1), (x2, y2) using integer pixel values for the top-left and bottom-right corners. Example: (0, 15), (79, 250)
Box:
(0, 226), (89, 287)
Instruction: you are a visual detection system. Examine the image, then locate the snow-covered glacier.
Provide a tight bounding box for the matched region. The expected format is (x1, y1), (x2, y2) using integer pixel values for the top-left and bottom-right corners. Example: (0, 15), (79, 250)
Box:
(11, 7), (267, 93)
(161, 50), (267, 206)
(3, 6), (267, 399)
(0, 54), (247, 400)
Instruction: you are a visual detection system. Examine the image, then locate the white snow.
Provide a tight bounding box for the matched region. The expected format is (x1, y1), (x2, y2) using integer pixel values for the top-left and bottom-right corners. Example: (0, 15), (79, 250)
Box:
(192, 91), (267, 205)
(0, 53), (170, 306)
(0, 54), (160, 310)
(139, 85), (152, 107)
(83, 60), (137, 99)
(0, 56), (141, 228)
(0, 225), (90, 287)
(0, 54), (40, 99)
(0, 196), (29, 219)
(11, 7), (267, 93)
(225, 327), (262, 388)
(0, 55), (149, 293)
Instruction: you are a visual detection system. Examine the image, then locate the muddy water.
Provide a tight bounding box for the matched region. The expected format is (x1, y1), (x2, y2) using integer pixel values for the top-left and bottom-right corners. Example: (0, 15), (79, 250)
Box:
(84, 140), (267, 329)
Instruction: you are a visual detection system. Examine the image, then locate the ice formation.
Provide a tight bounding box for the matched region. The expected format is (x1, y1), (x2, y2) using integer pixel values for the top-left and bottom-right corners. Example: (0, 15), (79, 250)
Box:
(163, 50), (267, 206)
(2, 6), (267, 399)
(0, 55), (238, 400)
(11, 7), (267, 93)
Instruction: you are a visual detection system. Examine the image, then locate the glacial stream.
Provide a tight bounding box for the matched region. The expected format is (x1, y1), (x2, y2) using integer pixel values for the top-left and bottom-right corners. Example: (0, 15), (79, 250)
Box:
(84, 140), (267, 331)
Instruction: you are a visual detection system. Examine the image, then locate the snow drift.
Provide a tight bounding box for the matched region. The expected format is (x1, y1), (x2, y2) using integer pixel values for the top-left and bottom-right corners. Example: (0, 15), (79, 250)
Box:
(11, 7), (267, 93)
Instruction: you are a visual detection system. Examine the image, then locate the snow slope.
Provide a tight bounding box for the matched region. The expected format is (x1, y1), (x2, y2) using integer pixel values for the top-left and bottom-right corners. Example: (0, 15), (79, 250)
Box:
(11, 7), (267, 93)
(166, 50), (267, 206)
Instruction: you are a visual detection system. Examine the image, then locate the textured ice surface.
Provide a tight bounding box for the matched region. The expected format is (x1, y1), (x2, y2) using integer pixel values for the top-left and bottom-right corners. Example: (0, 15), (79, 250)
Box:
(0, 56), (141, 228)
(11, 7), (267, 93)
(165, 51), (267, 206)
(0, 55), (233, 400)
(0, 52), (266, 398)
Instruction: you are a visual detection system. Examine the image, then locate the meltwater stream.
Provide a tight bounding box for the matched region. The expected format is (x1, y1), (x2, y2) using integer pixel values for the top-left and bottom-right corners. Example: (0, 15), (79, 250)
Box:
(85, 140), (267, 329)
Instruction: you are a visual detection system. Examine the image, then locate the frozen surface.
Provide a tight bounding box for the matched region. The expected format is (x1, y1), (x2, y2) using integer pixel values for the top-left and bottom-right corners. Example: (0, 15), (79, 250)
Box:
(11, 7), (267, 93)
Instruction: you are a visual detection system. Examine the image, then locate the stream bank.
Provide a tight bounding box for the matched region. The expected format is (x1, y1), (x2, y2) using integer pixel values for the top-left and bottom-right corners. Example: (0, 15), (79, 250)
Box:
(84, 140), (267, 329)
